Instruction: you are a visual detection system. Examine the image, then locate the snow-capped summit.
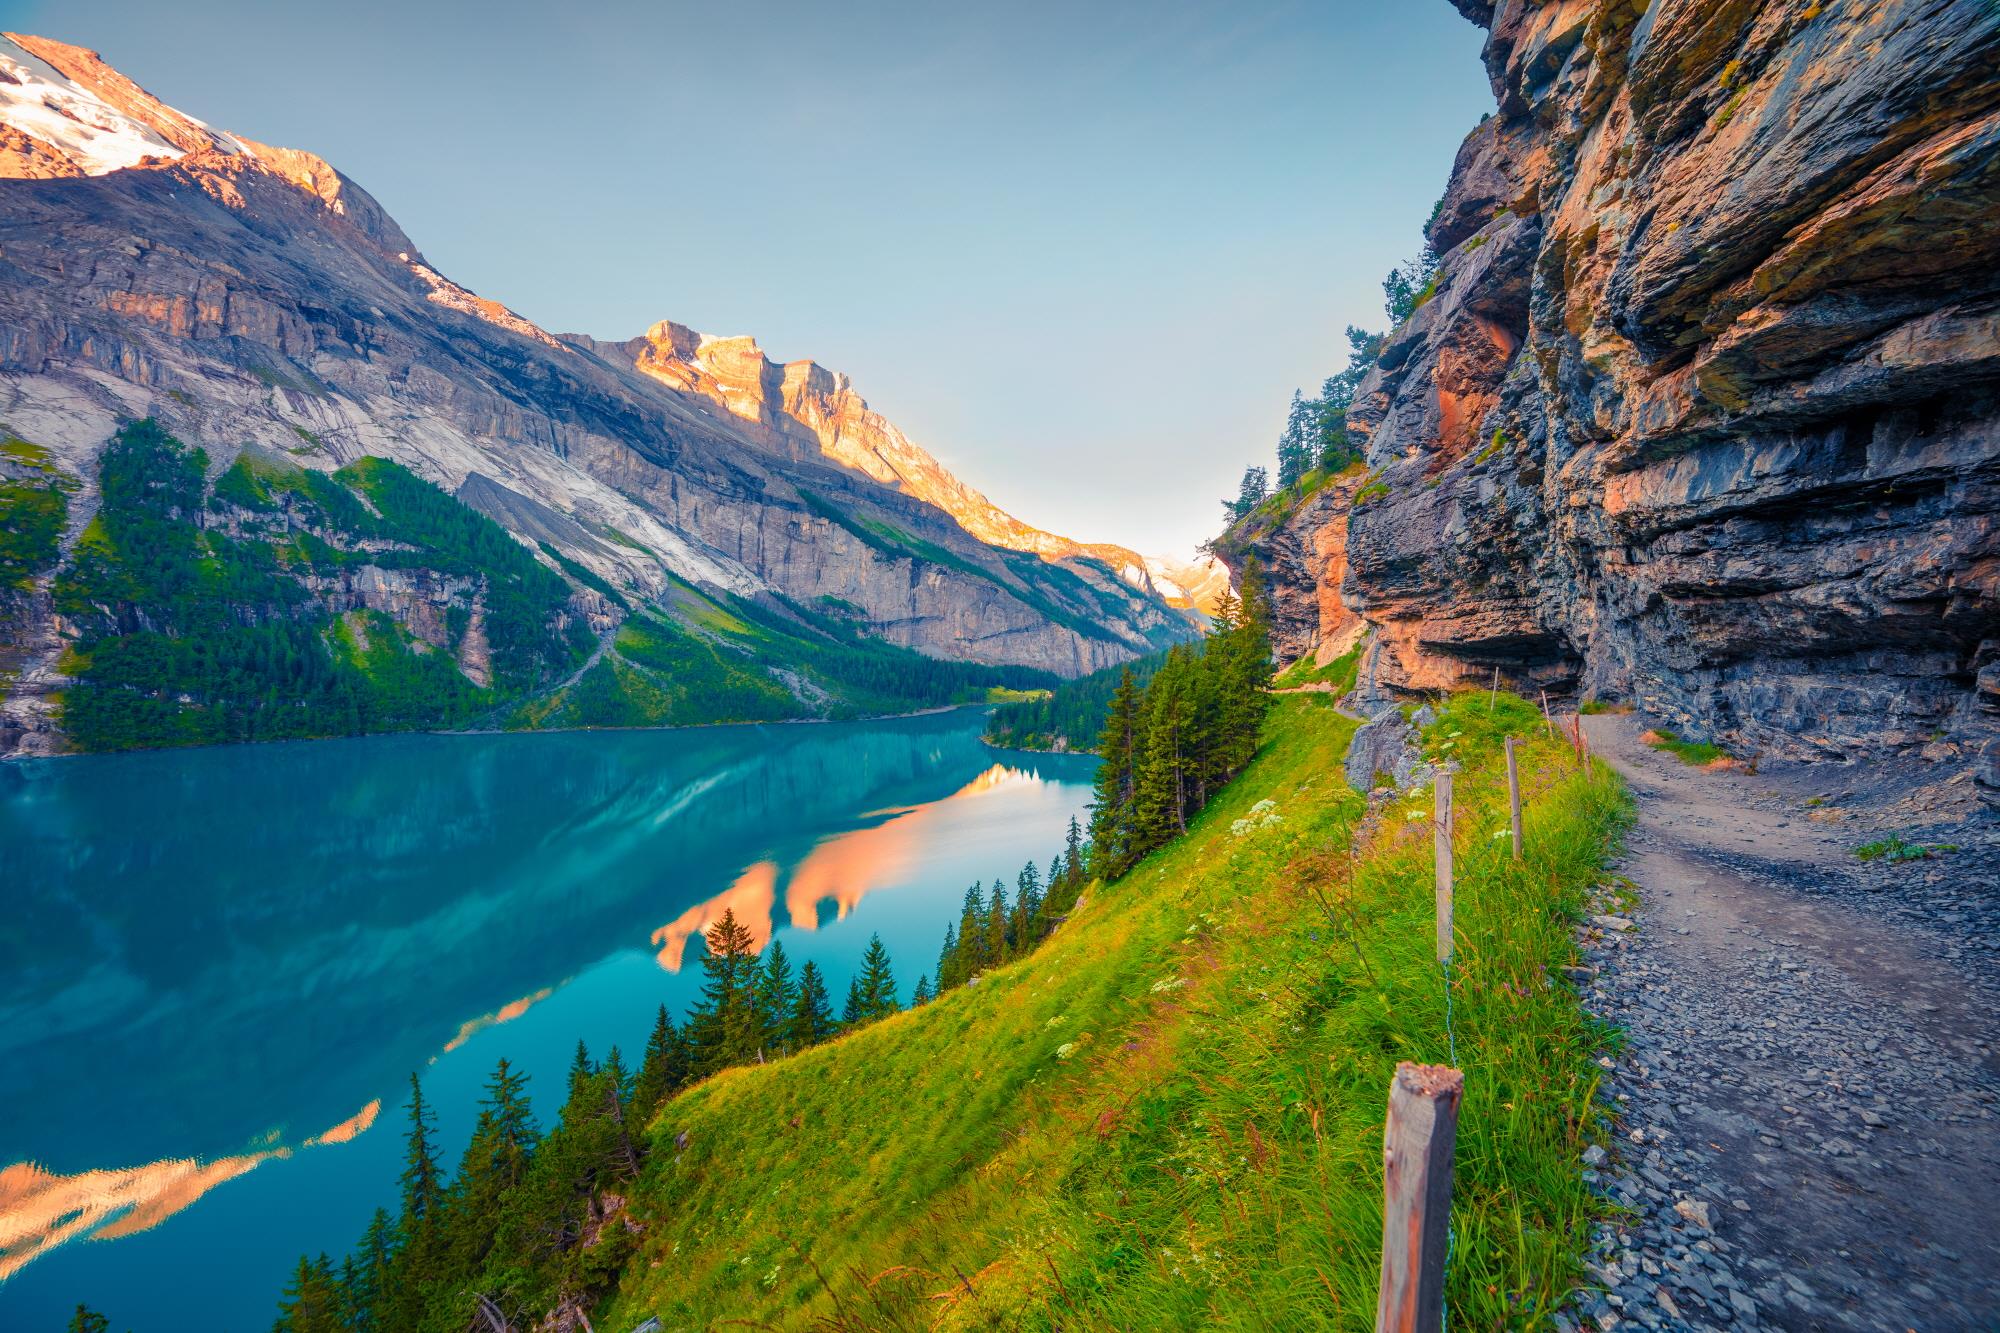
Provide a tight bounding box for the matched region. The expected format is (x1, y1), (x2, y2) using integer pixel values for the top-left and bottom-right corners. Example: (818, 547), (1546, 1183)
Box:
(0, 33), (246, 177)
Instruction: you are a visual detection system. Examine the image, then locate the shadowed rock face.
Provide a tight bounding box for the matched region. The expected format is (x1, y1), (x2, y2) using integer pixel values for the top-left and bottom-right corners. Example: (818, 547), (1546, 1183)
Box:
(0, 34), (1190, 753)
(1227, 0), (2000, 777)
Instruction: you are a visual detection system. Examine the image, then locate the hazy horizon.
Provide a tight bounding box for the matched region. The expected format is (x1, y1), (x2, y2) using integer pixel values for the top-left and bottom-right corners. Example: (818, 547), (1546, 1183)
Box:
(3, 0), (1492, 558)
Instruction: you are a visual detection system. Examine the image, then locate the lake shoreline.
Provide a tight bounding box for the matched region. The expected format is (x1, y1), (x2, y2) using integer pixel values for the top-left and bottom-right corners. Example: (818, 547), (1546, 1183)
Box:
(1, 700), (998, 765)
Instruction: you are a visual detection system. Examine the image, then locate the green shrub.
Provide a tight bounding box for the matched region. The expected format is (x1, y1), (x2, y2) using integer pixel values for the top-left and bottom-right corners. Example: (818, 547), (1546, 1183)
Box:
(1853, 836), (1957, 863)
(1642, 728), (1725, 766)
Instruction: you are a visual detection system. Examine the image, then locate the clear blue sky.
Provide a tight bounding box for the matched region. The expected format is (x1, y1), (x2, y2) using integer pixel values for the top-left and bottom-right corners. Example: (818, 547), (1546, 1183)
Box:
(7, 0), (1491, 557)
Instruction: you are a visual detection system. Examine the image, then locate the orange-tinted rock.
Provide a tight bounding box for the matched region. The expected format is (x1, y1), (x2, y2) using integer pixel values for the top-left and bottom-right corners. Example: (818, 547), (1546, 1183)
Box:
(1225, 0), (2000, 769)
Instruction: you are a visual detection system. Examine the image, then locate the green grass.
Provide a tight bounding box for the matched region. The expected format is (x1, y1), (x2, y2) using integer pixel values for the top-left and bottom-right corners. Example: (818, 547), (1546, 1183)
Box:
(985, 685), (1051, 704)
(594, 692), (1627, 1329)
(1853, 836), (1958, 864)
(1273, 643), (1363, 693)
(0, 434), (57, 471)
(1641, 728), (1725, 766)
(1576, 699), (1631, 717)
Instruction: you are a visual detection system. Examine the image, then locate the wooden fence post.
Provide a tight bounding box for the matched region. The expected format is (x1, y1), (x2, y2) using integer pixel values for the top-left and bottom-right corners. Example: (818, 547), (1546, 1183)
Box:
(1376, 1061), (1465, 1333)
(1433, 768), (1454, 964)
(1504, 737), (1523, 862)
(1539, 690), (1554, 738)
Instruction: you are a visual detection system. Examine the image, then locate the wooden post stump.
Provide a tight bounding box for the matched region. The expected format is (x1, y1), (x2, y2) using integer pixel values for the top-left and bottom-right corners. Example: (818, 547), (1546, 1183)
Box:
(1504, 737), (1523, 862)
(1433, 769), (1454, 964)
(1376, 1061), (1465, 1333)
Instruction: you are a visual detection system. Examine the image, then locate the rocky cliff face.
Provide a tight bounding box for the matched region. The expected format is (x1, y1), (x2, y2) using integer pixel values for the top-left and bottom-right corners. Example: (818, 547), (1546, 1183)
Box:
(597, 322), (1170, 580)
(0, 33), (1191, 753)
(1228, 0), (1999, 788)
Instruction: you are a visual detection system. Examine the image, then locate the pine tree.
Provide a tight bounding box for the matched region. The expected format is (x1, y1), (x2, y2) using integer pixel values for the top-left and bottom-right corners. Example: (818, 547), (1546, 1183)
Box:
(935, 922), (960, 991)
(387, 1072), (442, 1333)
(481, 1057), (540, 1178)
(856, 933), (899, 1021)
(1012, 861), (1043, 946)
(566, 1039), (595, 1103)
(602, 1045), (631, 1104)
(789, 961), (837, 1047)
(1064, 816), (1086, 884)
(1209, 584), (1241, 634)
(1227, 465), (1269, 520)
(753, 939), (798, 1054)
(1134, 647), (1196, 845)
(397, 1072), (441, 1242)
(1277, 390), (1314, 488)
(983, 881), (1009, 964)
(598, 1045), (643, 1178)
(66, 1307), (109, 1333)
(954, 882), (987, 977)
(842, 976), (865, 1027)
(684, 909), (761, 1075)
(1223, 554), (1276, 773)
(632, 1004), (688, 1124)
(1383, 248), (1438, 325)
(273, 1254), (344, 1333)
(911, 973), (934, 1005)
(1089, 669), (1144, 878)
(345, 1208), (394, 1333)
(441, 1057), (541, 1277)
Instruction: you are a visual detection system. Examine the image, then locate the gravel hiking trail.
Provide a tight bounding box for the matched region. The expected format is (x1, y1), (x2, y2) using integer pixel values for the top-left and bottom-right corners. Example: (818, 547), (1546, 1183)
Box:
(1570, 714), (1999, 1332)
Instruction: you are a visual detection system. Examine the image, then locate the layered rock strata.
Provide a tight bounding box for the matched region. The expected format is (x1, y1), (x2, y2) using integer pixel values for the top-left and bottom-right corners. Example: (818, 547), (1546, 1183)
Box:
(1227, 0), (2000, 777)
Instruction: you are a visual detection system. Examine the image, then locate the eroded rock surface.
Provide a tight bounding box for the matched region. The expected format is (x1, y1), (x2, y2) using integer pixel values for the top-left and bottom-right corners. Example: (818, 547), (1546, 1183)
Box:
(1226, 1), (2000, 770)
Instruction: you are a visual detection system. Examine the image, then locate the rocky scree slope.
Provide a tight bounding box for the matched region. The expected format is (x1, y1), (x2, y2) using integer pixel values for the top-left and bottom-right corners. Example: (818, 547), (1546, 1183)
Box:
(1221, 0), (2000, 794)
(0, 34), (1190, 754)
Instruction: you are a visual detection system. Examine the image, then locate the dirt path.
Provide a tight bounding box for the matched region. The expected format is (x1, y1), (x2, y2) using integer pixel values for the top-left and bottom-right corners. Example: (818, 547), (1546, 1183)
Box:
(1569, 715), (2000, 1332)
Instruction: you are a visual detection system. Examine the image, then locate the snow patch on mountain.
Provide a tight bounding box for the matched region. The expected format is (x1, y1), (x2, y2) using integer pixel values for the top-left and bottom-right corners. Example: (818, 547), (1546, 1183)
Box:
(0, 36), (190, 174)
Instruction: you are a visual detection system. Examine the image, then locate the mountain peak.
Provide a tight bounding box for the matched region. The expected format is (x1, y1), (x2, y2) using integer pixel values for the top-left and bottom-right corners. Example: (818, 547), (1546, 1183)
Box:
(617, 319), (1220, 608)
(0, 32), (244, 176)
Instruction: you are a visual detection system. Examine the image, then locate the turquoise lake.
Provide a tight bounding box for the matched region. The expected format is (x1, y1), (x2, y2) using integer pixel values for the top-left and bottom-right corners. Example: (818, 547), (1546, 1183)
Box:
(0, 709), (1097, 1330)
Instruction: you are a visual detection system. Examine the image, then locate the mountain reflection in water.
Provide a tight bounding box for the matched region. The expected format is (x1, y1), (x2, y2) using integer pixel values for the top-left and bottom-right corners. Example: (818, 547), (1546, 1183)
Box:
(0, 709), (1095, 1329)
(649, 762), (1043, 970)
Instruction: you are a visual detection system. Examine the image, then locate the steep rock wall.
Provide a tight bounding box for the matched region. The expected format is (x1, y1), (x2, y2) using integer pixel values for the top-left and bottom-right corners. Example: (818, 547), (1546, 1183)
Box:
(1231, 0), (2000, 787)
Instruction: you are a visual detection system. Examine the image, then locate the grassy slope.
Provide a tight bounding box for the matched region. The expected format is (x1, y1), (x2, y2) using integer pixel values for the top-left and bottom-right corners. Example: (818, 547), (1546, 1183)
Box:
(604, 693), (1628, 1330)
(1273, 643), (1363, 693)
